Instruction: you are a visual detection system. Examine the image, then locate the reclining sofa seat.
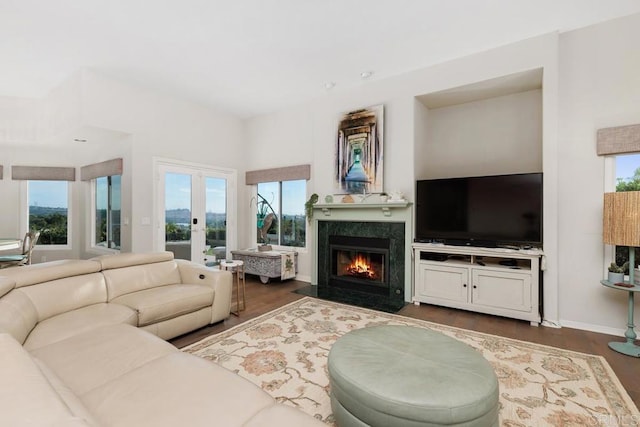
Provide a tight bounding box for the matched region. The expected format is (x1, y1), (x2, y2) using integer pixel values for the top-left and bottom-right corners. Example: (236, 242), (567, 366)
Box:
(93, 251), (232, 340)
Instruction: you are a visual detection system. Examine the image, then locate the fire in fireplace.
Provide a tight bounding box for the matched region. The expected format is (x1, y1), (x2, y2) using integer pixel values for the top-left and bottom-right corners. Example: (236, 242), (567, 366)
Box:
(329, 235), (389, 294)
(334, 249), (385, 284)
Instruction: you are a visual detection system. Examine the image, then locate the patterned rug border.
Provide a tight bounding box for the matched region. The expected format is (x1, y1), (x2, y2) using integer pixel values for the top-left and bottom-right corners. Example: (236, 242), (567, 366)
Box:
(184, 296), (639, 419)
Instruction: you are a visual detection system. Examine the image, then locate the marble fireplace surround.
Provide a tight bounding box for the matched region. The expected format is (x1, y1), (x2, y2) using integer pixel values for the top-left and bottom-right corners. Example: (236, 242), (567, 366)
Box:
(311, 202), (413, 306)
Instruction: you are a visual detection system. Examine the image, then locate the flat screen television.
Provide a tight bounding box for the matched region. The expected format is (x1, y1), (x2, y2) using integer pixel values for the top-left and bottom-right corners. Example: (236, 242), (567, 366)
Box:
(415, 173), (543, 248)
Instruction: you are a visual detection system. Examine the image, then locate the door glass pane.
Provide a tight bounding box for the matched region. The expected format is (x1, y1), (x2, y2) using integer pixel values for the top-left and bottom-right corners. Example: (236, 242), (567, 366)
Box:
(165, 172), (192, 260)
(205, 177), (227, 263)
(282, 179), (306, 247)
(28, 181), (68, 245)
(257, 182), (279, 245)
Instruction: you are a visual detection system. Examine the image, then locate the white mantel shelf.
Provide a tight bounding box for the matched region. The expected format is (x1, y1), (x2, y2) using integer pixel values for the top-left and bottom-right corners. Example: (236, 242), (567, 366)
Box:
(313, 201), (411, 217)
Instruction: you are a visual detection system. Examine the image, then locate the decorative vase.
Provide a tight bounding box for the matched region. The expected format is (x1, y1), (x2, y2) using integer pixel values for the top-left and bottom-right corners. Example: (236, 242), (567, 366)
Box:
(608, 271), (624, 284)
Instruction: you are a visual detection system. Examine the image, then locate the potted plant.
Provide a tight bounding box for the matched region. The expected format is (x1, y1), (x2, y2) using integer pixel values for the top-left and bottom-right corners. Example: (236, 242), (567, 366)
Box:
(608, 261), (628, 283)
(305, 193), (319, 223)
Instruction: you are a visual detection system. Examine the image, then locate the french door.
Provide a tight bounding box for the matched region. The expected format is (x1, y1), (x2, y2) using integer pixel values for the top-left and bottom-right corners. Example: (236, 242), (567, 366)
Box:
(155, 160), (236, 265)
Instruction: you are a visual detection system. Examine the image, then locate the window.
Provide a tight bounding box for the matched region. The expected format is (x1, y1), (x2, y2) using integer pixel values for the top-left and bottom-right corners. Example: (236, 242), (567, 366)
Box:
(257, 179), (306, 247)
(27, 181), (70, 246)
(611, 153), (640, 269)
(94, 175), (121, 250)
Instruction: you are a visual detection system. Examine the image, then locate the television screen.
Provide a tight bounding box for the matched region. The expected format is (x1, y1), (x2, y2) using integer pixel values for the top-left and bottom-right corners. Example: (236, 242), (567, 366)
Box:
(415, 173), (543, 247)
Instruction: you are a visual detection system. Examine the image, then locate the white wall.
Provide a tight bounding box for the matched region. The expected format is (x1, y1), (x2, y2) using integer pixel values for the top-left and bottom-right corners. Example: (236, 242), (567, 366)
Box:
(557, 13), (640, 335)
(79, 70), (246, 254)
(418, 89), (542, 179)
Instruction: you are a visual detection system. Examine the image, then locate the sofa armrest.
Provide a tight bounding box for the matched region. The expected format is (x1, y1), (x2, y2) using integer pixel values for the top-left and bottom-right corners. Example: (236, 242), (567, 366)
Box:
(176, 260), (232, 323)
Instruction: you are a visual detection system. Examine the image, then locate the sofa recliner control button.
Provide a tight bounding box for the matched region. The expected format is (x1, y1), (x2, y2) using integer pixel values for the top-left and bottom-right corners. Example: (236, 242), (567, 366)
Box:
(199, 274), (205, 280)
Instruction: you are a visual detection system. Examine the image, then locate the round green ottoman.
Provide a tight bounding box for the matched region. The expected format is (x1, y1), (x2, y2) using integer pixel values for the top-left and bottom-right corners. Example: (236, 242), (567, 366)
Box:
(328, 325), (499, 427)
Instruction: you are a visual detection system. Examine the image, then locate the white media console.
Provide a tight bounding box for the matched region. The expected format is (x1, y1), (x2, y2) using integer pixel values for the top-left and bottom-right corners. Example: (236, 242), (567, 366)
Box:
(412, 243), (544, 325)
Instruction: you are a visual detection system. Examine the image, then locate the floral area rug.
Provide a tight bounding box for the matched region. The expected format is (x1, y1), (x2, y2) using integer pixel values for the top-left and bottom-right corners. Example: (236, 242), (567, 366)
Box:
(183, 297), (639, 426)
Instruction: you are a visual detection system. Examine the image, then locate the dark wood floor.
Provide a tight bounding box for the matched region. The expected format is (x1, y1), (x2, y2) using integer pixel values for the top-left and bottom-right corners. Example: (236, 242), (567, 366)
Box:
(170, 276), (640, 408)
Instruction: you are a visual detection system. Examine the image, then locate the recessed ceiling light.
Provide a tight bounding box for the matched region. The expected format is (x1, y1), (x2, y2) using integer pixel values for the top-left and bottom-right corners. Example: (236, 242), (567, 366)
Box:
(324, 82), (336, 90)
(360, 71), (373, 79)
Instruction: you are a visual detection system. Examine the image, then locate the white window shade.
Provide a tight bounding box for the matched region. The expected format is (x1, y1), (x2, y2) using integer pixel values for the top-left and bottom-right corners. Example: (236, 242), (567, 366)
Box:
(80, 158), (123, 181)
(12, 166), (75, 181)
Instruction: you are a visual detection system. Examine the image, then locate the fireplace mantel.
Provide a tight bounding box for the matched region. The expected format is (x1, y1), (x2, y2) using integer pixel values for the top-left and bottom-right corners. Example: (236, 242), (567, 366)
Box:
(314, 201), (410, 217)
(312, 201), (413, 306)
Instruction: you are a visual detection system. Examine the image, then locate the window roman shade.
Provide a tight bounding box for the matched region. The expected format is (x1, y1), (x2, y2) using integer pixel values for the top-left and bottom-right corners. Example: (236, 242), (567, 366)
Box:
(597, 124), (640, 156)
(80, 158), (123, 181)
(12, 166), (75, 181)
(245, 164), (311, 185)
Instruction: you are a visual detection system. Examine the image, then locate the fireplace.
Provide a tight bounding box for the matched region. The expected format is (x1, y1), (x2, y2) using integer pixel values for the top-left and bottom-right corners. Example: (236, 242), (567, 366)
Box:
(329, 235), (389, 295)
(316, 221), (405, 312)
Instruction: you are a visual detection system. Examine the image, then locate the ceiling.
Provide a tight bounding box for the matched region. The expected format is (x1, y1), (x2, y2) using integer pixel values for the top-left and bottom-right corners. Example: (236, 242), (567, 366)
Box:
(2, 0), (640, 118)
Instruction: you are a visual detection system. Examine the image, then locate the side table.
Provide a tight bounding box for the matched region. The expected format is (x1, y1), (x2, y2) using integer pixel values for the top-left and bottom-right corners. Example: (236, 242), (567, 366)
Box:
(600, 280), (640, 357)
(220, 260), (246, 316)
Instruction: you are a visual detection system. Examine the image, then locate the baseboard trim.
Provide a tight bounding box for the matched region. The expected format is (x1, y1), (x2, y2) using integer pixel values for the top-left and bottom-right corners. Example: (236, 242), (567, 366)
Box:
(560, 319), (625, 338)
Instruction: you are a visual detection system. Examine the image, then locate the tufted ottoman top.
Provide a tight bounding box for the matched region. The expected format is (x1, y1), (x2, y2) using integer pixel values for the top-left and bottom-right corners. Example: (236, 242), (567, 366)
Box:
(328, 325), (499, 426)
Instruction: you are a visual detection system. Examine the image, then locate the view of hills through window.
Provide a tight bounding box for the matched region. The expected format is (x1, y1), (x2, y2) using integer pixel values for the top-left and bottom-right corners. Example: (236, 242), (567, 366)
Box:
(28, 181), (68, 245)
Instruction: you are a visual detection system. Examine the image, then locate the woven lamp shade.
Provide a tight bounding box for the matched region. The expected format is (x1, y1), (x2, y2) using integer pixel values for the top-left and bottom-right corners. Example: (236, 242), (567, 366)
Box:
(603, 191), (640, 247)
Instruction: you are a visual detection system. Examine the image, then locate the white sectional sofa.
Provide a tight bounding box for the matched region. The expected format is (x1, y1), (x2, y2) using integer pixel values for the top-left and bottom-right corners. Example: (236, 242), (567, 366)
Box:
(0, 252), (324, 426)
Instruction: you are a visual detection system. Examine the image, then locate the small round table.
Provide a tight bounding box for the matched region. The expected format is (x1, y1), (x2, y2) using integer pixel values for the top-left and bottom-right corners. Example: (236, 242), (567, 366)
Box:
(220, 260), (246, 315)
(600, 280), (640, 357)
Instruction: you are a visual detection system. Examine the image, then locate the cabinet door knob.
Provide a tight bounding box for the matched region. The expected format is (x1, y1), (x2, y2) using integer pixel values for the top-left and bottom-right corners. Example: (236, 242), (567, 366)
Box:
(473, 285), (477, 289)
(463, 284), (467, 287)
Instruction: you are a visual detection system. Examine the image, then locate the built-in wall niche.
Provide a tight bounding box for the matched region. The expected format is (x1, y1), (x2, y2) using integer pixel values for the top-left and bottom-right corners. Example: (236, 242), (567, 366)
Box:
(414, 68), (543, 179)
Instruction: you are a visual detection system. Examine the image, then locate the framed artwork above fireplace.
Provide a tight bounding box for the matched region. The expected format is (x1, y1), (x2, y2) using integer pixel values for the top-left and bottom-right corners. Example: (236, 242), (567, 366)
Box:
(335, 104), (384, 194)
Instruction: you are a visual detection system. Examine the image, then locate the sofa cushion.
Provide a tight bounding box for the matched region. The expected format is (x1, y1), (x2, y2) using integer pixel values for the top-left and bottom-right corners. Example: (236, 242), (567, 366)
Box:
(93, 251), (174, 270)
(17, 273), (108, 323)
(101, 260), (183, 300)
(0, 333), (93, 426)
(24, 303), (137, 351)
(0, 289), (38, 344)
(111, 284), (214, 327)
(0, 276), (15, 298)
(0, 259), (101, 288)
(81, 351), (277, 427)
(30, 324), (177, 395)
(32, 357), (100, 426)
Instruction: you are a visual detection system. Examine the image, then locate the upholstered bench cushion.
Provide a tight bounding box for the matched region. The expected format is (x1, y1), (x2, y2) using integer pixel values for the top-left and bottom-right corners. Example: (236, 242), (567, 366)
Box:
(111, 284), (214, 327)
(24, 303), (137, 351)
(328, 325), (499, 427)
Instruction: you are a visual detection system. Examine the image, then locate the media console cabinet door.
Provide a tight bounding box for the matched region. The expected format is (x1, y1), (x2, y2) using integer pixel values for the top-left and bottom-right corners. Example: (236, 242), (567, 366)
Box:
(471, 269), (532, 312)
(416, 263), (469, 303)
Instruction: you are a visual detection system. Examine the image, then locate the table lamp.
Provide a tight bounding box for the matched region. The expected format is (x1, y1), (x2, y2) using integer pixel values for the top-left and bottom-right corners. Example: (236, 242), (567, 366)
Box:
(602, 191), (640, 357)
